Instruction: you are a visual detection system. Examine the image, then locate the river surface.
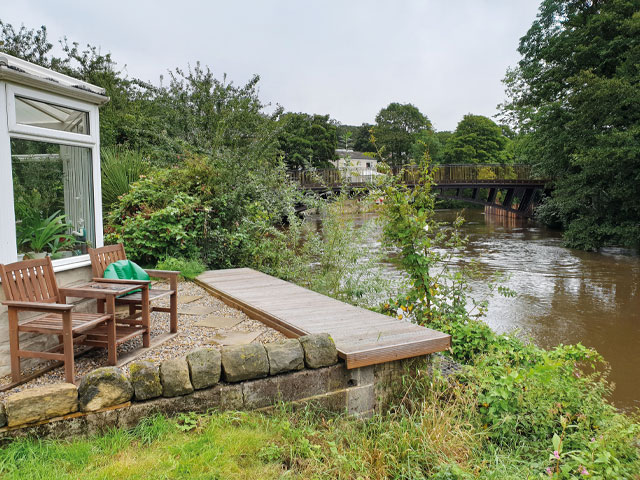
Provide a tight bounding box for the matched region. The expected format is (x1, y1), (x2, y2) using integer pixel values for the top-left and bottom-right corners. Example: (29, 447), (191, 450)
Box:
(341, 208), (640, 410)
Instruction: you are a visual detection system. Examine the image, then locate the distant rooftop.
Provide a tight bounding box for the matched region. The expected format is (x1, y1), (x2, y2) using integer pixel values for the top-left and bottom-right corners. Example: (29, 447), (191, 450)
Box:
(335, 149), (377, 161)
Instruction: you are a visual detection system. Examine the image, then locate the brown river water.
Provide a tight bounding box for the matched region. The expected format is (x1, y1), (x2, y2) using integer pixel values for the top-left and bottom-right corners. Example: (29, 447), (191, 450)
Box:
(341, 208), (640, 410)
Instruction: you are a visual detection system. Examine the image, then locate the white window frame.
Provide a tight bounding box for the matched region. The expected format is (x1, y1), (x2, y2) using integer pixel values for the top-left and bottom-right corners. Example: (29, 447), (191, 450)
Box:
(0, 82), (104, 270)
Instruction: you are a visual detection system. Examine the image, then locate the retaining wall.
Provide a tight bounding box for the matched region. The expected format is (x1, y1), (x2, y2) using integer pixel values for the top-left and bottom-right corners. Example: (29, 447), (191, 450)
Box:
(0, 334), (429, 443)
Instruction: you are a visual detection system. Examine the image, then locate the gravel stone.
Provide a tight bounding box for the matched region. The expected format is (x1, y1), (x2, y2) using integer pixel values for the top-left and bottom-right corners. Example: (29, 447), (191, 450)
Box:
(0, 282), (286, 400)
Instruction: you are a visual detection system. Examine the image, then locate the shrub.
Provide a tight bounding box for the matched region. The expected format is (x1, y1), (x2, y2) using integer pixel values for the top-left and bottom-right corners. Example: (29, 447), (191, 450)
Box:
(156, 257), (206, 280)
(105, 177), (203, 265)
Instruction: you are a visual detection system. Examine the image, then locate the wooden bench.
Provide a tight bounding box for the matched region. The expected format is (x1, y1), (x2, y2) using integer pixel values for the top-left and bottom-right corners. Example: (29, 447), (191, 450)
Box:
(88, 244), (179, 333)
(0, 258), (126, 384)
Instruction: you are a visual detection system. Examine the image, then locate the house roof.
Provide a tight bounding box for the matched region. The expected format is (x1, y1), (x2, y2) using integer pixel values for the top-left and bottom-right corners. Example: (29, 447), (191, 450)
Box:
(0, 53), (109, 105)
(335, 149), (377, 161)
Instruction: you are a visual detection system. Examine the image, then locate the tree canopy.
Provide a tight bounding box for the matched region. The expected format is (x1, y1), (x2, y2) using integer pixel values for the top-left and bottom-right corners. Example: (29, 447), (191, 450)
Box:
(443, 114), (512, 164)
(373, 103), (431, 165)
(351, 123), (376, 153)
(278, 113), (337, 169)
(501, 0), (640, 250)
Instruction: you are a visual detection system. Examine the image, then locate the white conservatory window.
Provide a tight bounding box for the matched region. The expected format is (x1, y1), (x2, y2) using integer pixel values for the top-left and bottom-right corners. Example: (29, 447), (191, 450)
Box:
(0, 53), (108, 269)
(15, 96), (90, 135)
(12, 139), (95, 260)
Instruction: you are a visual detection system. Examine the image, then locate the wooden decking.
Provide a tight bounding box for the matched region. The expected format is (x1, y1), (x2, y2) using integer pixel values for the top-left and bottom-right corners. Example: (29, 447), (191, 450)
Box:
(195, 268), (451, 369)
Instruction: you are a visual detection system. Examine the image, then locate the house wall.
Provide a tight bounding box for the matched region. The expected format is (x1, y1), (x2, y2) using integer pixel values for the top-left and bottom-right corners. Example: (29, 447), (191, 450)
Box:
(0, 266), (94, 377)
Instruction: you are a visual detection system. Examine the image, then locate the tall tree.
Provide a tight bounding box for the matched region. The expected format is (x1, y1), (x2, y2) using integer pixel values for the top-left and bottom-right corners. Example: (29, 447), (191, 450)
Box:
(277, 113), (337, 169)
(410, 130), (449, 163)
(352, 123), (376, 152)
(501, 0), (640, 250)
(373, 103), (431, 165)
(443, 114), (511, 164)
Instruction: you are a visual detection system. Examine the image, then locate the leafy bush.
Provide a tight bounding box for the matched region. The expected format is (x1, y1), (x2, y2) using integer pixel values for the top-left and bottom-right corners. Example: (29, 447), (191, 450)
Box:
(156, 257), (206, 280)
(105, 173), (203, 265)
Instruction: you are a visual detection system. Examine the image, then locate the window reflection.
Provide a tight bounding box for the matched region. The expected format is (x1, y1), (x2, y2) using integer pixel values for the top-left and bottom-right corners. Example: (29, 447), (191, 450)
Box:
(15, 96), (90, 135)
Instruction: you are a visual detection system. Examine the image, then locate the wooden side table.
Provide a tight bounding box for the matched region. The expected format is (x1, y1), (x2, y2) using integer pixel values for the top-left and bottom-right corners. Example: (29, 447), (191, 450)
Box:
(60, 280), (150, 365)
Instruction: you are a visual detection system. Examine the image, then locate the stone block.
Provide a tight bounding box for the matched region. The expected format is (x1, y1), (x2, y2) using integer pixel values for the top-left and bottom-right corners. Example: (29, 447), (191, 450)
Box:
(186, 348), (221, 389)
(85, 408), (121, 437)
(243, 376), (279, 409)
(290, 389), (348, 412)
(0, 402), (6, 428)
(160, 358), (194, 397)
(347, 365), (375, 387)
(221, 344), (269, 382)
(346, 384), (376, 417)
(129, 361), (162, 401)
(326, 363), (350, 391)
(78, 367), (134, 412)
(5, 383), (78, 427)
(277, 368), (330, 402)
(219, 384), (244, 409)
(299, 333), (338, 369)
(265, 339), (304, 375)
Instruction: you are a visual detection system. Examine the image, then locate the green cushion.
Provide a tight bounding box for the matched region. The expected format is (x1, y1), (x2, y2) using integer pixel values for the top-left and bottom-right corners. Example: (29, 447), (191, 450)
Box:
(103, 260), (150, 295)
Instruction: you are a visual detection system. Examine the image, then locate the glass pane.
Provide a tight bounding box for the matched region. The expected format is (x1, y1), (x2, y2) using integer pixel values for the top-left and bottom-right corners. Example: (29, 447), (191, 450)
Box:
(15, 96), (90, 135)
(11, 139), (95, 260)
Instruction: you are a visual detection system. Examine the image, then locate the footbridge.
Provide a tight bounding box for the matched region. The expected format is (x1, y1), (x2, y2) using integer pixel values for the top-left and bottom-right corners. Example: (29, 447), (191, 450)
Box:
(289, 164), (549, 218)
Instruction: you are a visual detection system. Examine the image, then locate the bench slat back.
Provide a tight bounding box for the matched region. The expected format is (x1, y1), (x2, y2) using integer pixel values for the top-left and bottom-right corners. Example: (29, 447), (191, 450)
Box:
(88, 244), (127, 278)
(0, 257), (59, 303)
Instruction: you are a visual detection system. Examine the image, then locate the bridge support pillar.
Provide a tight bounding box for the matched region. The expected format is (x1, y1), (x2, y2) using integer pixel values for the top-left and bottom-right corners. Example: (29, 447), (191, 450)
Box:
(487, 188), (497, 204)
(502, 188), (515, 209)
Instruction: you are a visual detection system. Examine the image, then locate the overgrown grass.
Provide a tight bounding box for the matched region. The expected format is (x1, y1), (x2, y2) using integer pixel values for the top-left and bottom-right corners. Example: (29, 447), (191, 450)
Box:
(0, 412), (287, 479)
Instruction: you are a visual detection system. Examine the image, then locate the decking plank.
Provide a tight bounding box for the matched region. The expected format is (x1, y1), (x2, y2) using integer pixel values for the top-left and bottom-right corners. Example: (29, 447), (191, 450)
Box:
(195, 268), (450, 369)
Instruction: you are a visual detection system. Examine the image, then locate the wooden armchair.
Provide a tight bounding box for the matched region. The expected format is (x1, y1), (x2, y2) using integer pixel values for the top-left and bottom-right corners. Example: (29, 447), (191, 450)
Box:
(0, 258), (118, 384)
(88, 244), (178, 333)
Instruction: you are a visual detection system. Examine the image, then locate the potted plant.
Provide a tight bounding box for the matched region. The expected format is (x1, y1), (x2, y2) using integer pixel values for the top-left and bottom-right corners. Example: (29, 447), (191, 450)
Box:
(20, 211), (75, 259)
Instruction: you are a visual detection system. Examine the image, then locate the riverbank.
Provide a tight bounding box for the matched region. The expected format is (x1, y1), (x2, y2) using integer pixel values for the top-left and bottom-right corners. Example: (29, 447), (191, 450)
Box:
(320, 206), (640, 410)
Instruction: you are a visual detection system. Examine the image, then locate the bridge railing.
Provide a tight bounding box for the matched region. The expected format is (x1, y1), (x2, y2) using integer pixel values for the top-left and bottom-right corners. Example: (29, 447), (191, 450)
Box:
(289, 164), (539, 189)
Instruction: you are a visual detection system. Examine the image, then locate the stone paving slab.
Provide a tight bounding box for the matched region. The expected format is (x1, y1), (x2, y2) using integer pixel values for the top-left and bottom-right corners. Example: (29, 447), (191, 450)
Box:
(177, 305), (217, 316)
(209, 331), (262, 346)
(195, 315), (243, 329)
(178, 295), (203, 305)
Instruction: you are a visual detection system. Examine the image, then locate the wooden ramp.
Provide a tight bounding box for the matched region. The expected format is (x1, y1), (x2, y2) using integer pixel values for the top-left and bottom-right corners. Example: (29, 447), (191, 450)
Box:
(195, 268), (450, 369)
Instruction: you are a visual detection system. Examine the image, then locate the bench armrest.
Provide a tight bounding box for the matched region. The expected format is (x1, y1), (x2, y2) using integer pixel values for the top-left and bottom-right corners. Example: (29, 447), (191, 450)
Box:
(2, 300), (74, 312)
(144, 269), (179, 279)
(92, 278), (152, 285)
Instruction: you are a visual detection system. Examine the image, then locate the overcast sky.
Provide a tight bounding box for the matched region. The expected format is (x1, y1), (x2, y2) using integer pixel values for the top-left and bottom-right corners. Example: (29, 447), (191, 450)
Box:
(3, 1), (541, 131)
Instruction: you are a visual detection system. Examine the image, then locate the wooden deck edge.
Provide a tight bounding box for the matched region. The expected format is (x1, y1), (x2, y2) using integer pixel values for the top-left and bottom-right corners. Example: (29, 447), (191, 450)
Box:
(345, 335), (452, 369)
